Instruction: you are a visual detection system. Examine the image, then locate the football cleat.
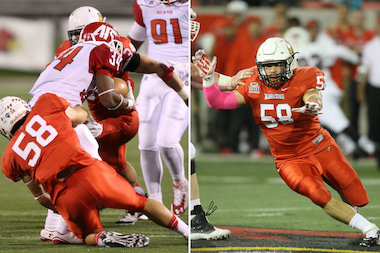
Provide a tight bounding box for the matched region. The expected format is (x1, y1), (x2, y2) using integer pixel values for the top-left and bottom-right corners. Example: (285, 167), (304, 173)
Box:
(115, 211), (143, 225)
(359, 230), (380, 247)
(190, 209), (231, 240)
(53, 231), (83, 245)
(40, 229), (54, 242)
(171, 180), (188, 216)
(100, 231), (149, 248)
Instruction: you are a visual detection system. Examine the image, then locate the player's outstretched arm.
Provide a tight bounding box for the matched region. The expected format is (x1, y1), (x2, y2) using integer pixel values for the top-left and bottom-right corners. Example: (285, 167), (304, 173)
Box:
(192, 49), (246, 109)
(23, 175), (57, 212)
(133, 54), (189, 103)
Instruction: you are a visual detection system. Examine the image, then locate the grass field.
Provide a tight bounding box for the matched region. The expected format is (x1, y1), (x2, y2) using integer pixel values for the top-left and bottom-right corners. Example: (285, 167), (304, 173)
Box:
(192, 153), (380, 252)
(0, 75), (189, 252)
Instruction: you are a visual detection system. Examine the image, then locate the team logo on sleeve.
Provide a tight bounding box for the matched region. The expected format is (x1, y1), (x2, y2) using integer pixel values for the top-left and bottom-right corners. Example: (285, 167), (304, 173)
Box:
(248, 82), (260, 94)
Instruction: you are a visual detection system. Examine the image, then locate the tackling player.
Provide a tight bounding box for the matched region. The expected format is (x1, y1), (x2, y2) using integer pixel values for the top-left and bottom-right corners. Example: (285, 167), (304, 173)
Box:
(193, 37), (380, 247)
(0, 94), (188, 248)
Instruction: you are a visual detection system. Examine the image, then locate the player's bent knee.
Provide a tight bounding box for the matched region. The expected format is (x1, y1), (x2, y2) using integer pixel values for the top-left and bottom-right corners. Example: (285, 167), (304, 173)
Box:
(296, 177), (331, 207)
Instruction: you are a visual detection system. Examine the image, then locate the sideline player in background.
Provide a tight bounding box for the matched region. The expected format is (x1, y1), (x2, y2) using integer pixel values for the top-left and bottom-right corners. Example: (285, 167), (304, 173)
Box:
(128, 0), (189, 217)
(193, 37), (380, 247)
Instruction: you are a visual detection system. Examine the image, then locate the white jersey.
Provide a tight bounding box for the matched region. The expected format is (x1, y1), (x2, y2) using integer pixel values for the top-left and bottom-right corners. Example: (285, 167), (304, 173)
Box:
(29, 41), (121, 107)
(295, 32), (359, 134)
(128, 0), (189, 65)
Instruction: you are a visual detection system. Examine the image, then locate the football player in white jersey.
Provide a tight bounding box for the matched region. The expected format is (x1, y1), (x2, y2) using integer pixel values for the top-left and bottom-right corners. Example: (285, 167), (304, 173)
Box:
(283, 23), (362, 158)
(128, 0), (189, 216)
(32, 19), (188, 244)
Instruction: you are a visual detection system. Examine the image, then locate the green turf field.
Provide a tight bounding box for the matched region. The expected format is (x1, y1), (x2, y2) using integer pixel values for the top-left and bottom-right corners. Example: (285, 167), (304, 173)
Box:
(0, 75), (189, 252)
(195, 153), (380, 233)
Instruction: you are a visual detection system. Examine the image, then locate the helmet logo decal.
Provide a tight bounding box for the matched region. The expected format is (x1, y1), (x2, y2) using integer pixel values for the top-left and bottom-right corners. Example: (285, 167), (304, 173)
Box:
(92, 25), (118, 41)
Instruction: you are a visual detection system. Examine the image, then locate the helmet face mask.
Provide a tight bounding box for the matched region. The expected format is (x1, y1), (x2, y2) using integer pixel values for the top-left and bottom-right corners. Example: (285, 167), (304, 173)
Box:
(190, 8), (200, 42)
(79, 22), (123, 55)
(67, 6), (105, 45)
(256, 37), (295, 89)
(0, 96), (30, 140)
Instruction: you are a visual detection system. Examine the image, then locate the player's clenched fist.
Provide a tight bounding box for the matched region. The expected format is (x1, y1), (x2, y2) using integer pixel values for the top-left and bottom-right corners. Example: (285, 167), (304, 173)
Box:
(292, 101), (322, 116)
(192, 49), (216, 79)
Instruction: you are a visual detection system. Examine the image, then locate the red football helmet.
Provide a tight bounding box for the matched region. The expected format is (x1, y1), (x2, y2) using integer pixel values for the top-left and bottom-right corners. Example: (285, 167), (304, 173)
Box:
(79, 22), (123, 55)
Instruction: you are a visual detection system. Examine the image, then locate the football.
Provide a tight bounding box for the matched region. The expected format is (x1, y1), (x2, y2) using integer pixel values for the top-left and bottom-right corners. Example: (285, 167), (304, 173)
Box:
(113, 77), (129, 97)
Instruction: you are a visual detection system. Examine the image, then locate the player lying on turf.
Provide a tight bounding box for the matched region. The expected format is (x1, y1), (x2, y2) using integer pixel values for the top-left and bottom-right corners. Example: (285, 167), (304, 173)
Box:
(193, 37), (380, 247)
(0, 95), (188, 247)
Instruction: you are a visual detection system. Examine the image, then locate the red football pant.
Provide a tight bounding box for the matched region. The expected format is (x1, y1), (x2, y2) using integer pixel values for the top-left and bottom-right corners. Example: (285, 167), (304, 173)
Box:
(54, 160), (148, 240)
(96, 111), (139, 173)
(276, 143), (368, 207)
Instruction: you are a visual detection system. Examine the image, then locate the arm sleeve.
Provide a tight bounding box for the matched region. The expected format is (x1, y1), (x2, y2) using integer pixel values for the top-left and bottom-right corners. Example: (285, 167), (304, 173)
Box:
(203, 83), (238, 109)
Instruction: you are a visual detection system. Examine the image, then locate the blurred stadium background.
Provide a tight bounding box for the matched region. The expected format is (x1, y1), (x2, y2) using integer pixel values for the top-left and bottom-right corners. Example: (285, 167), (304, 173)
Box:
(0, 0), (187, 252)
(191, 0), (380, 252)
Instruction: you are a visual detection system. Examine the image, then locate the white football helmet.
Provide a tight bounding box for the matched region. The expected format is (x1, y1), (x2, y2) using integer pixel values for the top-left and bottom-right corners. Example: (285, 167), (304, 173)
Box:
(0, 96), (31, 140)
(190, 8), (200, 42)
(283, 27), (311, 53)
(256, 37), (296, 89)
(67, 6), (105, 45)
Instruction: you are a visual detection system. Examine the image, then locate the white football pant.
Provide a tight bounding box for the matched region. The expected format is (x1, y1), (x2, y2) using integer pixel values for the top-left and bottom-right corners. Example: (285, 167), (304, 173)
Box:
(136, 74), (188, 203)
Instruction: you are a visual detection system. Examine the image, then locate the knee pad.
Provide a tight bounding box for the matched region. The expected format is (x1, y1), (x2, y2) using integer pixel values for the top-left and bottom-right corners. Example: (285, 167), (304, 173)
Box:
(297, 176), (332, 207)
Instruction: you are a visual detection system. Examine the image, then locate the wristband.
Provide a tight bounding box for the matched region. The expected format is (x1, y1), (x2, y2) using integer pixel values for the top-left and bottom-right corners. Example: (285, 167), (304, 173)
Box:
(203, 73), (215, 87)
(24, 178), (34, 186)
(177, 86), (189, 101)
(98, 89), (115, 97)
(217, 74), (232, 88)
(34, 192), (49, 200)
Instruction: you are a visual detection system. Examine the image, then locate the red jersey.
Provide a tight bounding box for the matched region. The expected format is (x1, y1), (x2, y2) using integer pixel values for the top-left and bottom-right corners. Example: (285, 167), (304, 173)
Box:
(1, 94), (96, 202)
(236, 66), (334, 160)
(55, 37), (137, 119)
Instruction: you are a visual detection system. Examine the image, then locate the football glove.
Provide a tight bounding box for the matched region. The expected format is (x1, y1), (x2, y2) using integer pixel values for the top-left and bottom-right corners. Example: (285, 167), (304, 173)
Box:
(168, 60), (189, 84)
(292, 101), (322, 116)
(192, 49), (216, 80)
(84, 117), (103, 138)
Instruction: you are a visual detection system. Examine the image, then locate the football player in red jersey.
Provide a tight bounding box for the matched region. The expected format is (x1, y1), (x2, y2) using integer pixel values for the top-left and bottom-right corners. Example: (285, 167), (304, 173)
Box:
(38, 6), (189, 243)
(193, 37), (380, 247)
(56, 6), (148, 226)
(0, 95), (188, 248)
(41, 7), (188, 241)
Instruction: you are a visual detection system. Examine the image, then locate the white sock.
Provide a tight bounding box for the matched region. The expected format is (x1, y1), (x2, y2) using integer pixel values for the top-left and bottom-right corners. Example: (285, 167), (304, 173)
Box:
(159, 145), (186, 185)
(168, 215), (188, 238)
(190, 198), (201, 213)
(349, 213), (378, 236)
(56, 215), (69, 235)
(94, 231), (105, 246)
(44, 210), (60, 231)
